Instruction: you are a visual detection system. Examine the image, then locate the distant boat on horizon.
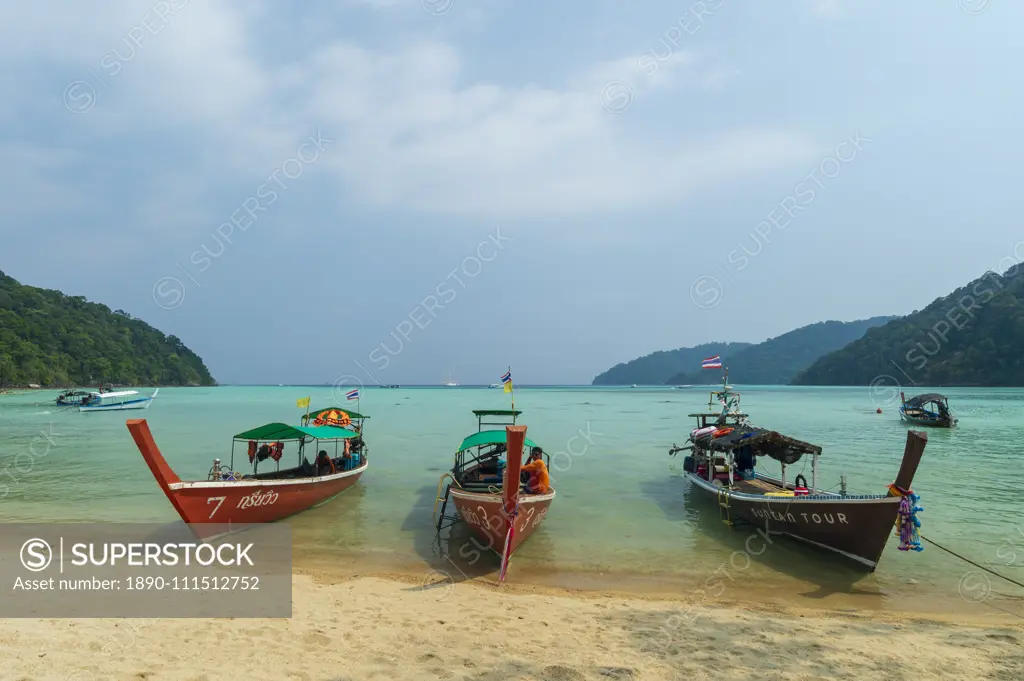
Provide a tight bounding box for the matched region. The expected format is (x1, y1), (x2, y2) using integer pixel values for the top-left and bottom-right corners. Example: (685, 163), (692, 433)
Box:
(442, 373), (459, 387)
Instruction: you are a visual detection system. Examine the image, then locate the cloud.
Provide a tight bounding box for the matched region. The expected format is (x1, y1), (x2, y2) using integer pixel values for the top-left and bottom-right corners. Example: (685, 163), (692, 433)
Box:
(0, 144), (88, 218)
(0, 0), (819, 224)
(804, 0), (844, 19)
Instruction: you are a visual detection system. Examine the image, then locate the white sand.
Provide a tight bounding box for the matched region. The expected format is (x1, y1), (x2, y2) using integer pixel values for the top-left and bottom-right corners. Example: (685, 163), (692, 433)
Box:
(1, 574), (1022, 680)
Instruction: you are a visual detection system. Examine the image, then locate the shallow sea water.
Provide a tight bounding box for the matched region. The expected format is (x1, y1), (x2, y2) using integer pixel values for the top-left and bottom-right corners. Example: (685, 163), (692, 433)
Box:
(1, 385), (1021, 617)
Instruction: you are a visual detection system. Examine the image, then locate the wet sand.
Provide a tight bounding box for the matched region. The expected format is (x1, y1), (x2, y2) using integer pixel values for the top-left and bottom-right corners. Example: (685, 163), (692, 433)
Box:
(2, 572), (1022, 681)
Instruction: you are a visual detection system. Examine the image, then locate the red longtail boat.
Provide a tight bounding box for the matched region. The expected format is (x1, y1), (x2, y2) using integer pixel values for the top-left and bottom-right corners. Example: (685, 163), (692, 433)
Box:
(127, 413), (368, 538)
(434, 410), (555, 579)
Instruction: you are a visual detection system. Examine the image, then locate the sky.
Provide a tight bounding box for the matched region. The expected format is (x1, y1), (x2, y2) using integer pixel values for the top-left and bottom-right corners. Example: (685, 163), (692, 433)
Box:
(0, 0), (1020, 385)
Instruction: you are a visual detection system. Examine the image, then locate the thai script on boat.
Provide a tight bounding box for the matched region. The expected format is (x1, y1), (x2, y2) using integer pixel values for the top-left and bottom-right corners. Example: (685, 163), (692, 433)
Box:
(750, 508), (849, 525)
(459, 505), (501, 534)
(236, 490), (279, 511)
(459, 502), (549, 540)
(516, 506), (548, 533)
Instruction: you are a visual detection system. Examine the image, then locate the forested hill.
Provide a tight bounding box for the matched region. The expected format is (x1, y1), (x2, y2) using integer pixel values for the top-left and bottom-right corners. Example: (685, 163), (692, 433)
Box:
(666, 317), (898, 386)
(0, 270), (215, 387)
(592, 342), (753, 385)
(793, 268), (1024, 386)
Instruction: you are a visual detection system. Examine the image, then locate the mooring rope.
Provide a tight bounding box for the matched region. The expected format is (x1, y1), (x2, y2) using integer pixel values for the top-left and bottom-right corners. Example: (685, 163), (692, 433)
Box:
(921, 534), (1024, 591)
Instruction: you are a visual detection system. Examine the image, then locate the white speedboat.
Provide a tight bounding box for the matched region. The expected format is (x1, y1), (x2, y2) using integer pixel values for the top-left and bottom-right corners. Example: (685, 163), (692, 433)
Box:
(79, 388), (159, 412)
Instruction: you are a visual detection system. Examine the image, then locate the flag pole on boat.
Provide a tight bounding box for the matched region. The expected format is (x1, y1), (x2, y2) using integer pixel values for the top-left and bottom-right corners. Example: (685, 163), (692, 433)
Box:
(502, 366), (514, 411)
(344, 386), (361, 416)
(297, 395), (311, 424)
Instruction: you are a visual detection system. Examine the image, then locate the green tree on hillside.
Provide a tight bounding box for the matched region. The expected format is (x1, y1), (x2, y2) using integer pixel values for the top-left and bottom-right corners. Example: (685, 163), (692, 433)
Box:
(793, 268), (1024, 386)
(0, 270), (215, 387)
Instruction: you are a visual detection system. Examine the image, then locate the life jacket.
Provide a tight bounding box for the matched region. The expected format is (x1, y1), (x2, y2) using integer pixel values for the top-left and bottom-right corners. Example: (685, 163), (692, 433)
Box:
(247, 440), (257, 463)
(270, 442), (284, 462)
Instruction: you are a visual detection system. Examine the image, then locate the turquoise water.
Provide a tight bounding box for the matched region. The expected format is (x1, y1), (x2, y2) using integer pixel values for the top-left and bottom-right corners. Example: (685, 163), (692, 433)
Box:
(1, 385), (1021, 615)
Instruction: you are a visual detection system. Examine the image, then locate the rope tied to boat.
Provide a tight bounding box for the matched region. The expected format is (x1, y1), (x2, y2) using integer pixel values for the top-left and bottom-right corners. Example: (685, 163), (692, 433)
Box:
(920, 535), (1024, 593)
(888, 484), (924, 552)
(888, 485), (1024, 594)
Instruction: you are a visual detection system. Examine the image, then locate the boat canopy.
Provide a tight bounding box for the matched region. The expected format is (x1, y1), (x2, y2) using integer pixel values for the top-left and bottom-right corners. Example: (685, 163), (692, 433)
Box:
(471, 409), (522, 417)
(302, 407), (368, 430)
(457, 429), (539, 453)
(688, 411), (750, 419)
(306, 407), (369, 420)
(693, 425), (821, 464)
(904, 393), (948, 407)
(97, 390), (139, 398)
(234, 422), (359, 442)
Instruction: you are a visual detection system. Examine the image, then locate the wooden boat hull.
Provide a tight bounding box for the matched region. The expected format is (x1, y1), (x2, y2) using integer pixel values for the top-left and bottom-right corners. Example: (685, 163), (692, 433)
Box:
(127, 419), (365, 539)
(899, 409), (955, 428)
(448, 488), (554, 557)
(686, 473), (901, 570)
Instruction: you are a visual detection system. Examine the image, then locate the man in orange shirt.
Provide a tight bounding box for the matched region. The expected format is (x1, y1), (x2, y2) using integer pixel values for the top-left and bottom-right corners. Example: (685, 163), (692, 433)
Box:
(520, 447), (550, 494)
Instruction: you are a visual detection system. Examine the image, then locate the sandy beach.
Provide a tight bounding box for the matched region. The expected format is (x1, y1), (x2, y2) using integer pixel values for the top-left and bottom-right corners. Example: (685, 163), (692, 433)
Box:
(1, 572), (1021, 681)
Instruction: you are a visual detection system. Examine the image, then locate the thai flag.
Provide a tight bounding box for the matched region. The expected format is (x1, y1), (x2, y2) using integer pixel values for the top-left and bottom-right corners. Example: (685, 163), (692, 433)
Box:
(345, 389), (360, 400)
(501, 370), (512, 385)
(702, 355), (722, 369)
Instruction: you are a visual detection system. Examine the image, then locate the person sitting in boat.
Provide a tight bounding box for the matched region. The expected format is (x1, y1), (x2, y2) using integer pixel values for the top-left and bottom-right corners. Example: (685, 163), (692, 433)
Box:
(520, 447), (550, 494)
(479, 443), (505, 475)
(316, 449), (335, 476)
(734, 445), (755, 480)
(256, 443), (273, 462)
(332, 439), (356, 471)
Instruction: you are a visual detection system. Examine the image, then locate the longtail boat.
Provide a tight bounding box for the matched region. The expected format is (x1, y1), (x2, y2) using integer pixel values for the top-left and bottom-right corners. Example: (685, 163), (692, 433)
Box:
(899, 392), (957, 428)
(434, 409), (555, 578)
(670, 370), (928, 571)
(127, 417), (367, 538)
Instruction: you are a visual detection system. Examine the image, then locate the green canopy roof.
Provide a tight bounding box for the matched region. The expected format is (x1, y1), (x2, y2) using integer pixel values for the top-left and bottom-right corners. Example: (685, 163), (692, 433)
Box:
(472, 409), (522, 416)
(457, 429), (539, 453)
(233, 422), (359, 441)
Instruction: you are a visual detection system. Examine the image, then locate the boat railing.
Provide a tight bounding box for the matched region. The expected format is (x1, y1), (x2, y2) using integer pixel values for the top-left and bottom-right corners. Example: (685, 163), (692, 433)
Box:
(475, 414), (520, 431)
